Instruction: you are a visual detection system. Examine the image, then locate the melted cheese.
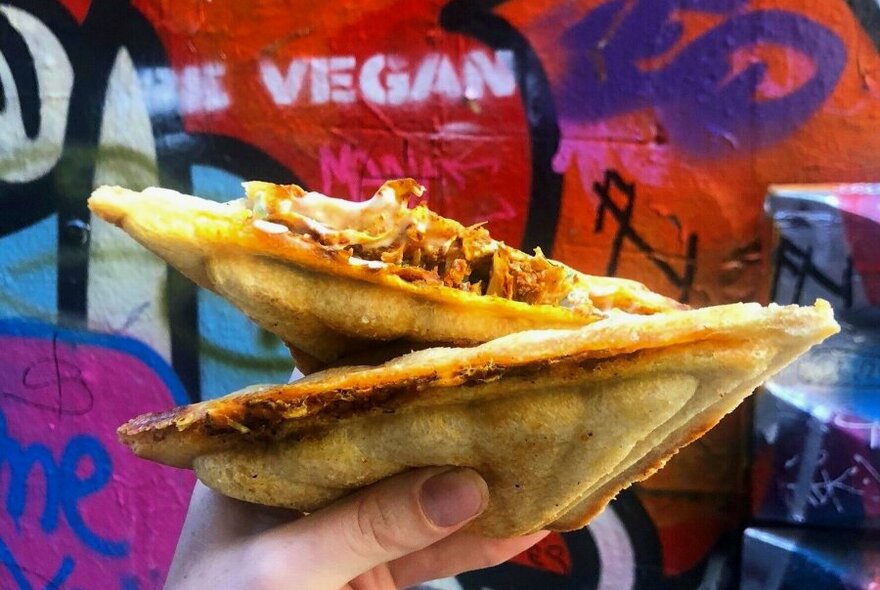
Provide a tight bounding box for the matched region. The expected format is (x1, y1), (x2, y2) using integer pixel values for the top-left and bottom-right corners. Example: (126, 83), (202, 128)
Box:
(244, 179), (423, 249)
(243, 178), (497, 259)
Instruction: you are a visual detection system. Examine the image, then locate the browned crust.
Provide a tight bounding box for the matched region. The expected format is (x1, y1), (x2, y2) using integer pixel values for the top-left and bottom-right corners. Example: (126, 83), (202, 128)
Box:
(118, 300), (838, 470)
(186, 337), (812, 537)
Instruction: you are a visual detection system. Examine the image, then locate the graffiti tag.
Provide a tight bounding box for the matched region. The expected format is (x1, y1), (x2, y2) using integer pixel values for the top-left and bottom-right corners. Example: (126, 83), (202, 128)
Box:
(261, 49), (515, 106)
(558, 0), (847, 156)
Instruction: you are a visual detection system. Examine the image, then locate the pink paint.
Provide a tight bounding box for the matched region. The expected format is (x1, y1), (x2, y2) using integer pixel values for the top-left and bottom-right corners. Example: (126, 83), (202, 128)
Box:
(319, 142), (514, 224)
(0, 323), (193, 589)
(836, 189), (880, 305)
(727, 43), (818, 101)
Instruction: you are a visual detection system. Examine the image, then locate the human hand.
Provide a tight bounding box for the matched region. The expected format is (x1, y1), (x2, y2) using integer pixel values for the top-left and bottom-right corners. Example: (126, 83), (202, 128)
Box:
(164, 467), (548, 589)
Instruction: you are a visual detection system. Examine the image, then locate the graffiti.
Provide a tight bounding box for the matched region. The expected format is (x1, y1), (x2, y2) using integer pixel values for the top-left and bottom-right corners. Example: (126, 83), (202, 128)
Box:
(138, 63), (230, 115)
(318, 142), (515, 223)
(0, 319), (192, 589)
(0, 538), (74, 590)
(261, 50), (516, 106)
(834, 416), (880, 449)
(1, 0), (879, 587)
(782, 450), (880, 514)
(440, 0), (562, 254)
(592, 170), (698, 302)
(771, 236), (854, 307)
(448, 488), (737, 589)
(0, 0), (196, 389)
(558, 0), (847, 157)
(845, 0), (880, 52)
(509, 533), (572, 576)
(0, 0), (302, 399)
(6, 344), (93, 416)
(0, 412), (128, 556)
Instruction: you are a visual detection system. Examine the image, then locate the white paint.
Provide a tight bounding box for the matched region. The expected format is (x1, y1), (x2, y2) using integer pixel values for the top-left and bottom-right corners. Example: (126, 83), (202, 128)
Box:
(261, 50), (516, 106)
(780, 448), (880, 515)
(438, 121), (483, 135)
(259, 58), (308, 105)
(89, 47), (170, 360)
(138, 62), (229, 115)
(589, 507), (636, 590)
(833, 415), (880, 449)
(0, 6), (73, 182)
(410, 54), (464, 101)
(138, 65), (178, 113)
(309, 57), (330, 104)
(329, 56), (356, 103)
(359, 54), (387, 103)
(411, 578), (464, 590)
(359, 54), (413, 105)
(463, 49), (516, 98)
(179, 62), (229, 114)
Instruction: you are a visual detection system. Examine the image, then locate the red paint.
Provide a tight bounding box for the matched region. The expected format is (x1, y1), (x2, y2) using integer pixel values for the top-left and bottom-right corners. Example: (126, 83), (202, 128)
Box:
(655, 518), (729, 576)
(131, 0), (531, 246)
(58, 0), (91, 23)
(509, 532), (572, 576)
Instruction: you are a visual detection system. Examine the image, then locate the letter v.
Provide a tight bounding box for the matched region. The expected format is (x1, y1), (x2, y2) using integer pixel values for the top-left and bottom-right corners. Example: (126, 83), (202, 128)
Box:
(260, 58), (308, 105)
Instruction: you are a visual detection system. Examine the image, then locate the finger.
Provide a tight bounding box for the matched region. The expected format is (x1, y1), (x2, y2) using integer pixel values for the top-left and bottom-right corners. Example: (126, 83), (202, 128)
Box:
(389, 529), (550, 588)
(248, 467), (489, 589)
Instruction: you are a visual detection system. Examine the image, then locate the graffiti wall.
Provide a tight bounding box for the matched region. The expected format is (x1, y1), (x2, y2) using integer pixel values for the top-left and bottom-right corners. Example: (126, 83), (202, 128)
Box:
(0, 320), (193, 589)
(1, 0), (878, 587)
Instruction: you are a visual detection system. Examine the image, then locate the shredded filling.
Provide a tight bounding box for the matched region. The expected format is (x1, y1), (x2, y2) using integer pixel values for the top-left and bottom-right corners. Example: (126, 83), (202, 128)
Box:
(243, 179), (591, 314)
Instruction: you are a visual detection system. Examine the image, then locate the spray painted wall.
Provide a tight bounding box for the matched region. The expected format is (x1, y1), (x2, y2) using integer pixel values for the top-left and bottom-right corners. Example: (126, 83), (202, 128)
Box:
(1, 0), (878, 587)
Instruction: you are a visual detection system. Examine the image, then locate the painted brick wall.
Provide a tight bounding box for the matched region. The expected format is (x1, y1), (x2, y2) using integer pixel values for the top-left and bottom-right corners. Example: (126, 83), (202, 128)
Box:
(1, 0), (878, 587)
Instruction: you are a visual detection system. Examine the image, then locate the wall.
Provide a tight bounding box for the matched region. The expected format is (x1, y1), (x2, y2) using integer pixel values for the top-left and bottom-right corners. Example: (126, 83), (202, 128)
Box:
(1, 0), (878, 587)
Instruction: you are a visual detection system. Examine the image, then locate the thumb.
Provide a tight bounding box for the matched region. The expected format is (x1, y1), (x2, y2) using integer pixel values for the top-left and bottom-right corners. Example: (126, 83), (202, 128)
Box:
(252, 467), (489, 589)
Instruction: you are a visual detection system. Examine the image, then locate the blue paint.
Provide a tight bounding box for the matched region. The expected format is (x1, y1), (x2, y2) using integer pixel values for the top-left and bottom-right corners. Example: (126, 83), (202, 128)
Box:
(0, 537), (34, 590)
(558, 0), (847, 157)
(0, 215), (57, 322)
(45, 556), (74, 590)
(0, 412), (129, 557)
(3, 435), (59, 533)
(0, 319), (189, 406)
(60, 436), (128, 557)
(0, 537), (74, 590)
(191, 165), (292, 399)
(191, 164), (242, 200)
(0, 318), (188, 587)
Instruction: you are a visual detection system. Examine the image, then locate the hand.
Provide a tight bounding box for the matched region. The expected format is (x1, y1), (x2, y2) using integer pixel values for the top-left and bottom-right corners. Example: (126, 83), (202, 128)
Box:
(165, 467), (548, 589)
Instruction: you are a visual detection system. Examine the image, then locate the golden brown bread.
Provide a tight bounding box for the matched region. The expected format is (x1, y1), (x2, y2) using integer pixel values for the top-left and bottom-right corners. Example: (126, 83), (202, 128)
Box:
(87, 181), (684, 372)
(118, 300), (838, 536)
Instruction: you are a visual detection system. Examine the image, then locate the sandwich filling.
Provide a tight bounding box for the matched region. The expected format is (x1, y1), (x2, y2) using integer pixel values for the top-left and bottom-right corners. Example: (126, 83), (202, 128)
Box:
(243, 179), (675, 317)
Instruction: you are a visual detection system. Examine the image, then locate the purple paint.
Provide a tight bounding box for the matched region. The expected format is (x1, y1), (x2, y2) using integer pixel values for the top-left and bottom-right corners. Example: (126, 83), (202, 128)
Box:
(557, 0), (846, 157)
(0, 322), (193, 589)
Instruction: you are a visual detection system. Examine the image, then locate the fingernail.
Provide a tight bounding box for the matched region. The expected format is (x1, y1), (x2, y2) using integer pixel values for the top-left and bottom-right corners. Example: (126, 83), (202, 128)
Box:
(420, 468), (488, 528)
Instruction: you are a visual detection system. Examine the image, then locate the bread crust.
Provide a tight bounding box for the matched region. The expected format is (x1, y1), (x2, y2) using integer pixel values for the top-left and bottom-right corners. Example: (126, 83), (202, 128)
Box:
(118, 301), (838, 536)
(88, 184), (683, 371)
